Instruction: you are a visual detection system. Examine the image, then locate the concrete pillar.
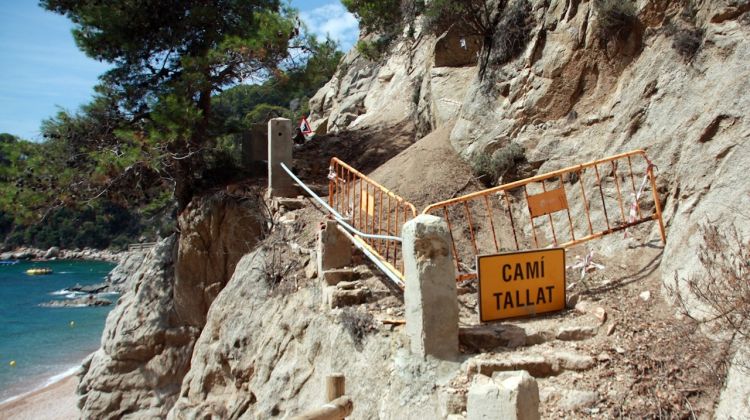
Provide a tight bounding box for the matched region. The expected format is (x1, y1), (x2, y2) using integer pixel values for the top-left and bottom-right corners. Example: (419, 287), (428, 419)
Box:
(267, 118), (295, 197)
(402, 214), (458, 360)
(317, 221), (352, 274)
(467, 371), (540, 420)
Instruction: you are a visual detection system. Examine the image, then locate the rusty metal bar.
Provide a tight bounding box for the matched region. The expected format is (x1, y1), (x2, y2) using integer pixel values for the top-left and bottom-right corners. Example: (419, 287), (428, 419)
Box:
(593, 164), (612, 231)
(483, 195), (500, 253)
(463, 201), (479, 256)
(541, 181), (559, 246)
(503, 192), (520, 250)
(648, 166), (667, 244)
(612, 161), (627, 224)
(444, 206), (461, 273)
(523, 185), (539, 248)
(559, 177), (576, 242)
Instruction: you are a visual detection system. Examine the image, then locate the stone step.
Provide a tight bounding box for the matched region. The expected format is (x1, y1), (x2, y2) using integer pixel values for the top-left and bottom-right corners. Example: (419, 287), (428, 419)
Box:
(324, 286), (371, 308)
(322, 268), (358, 286)
(467, 350), (596, 378)
(460, 324), (601, 353)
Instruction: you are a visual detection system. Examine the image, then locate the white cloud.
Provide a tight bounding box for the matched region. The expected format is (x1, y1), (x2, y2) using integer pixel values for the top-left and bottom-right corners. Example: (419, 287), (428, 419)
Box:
(300, 3), (359, 51)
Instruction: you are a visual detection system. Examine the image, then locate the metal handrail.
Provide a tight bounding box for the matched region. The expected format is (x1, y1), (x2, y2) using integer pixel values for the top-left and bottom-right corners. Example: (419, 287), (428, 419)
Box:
(279, 163), (405, 288)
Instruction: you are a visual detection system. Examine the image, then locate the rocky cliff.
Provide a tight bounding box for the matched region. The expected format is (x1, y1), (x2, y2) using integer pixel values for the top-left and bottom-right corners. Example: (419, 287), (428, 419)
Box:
(83, 0), (750, 418)
(309, 0), (750, 415)
(313, 0), (750, 322)
(78, 191), (265, 418)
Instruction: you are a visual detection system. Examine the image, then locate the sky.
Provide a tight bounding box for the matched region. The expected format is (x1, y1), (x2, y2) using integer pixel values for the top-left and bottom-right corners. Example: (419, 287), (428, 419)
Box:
(0, 1), (359, 141)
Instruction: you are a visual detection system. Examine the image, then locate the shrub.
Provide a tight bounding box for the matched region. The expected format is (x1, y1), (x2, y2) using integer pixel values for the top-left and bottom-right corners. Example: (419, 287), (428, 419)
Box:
(490, 0), (533, 65)
(339, 307), (375, 346)
(356, 36), (392, 61)
(342, 0), (402, 34)
(669, 223), (750, 357)
(593, 0), (637, 39)
(470, 143), (525, 186)
(672, 27), (703, 60)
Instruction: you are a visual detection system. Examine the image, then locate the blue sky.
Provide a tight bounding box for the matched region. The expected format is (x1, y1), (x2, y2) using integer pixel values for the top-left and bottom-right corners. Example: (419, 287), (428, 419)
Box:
(0, 1), (359, 141)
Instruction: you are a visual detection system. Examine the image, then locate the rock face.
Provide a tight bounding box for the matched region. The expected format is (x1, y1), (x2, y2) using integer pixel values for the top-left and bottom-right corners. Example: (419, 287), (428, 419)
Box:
(78, 193), (265, 419)
(167, 249), (457, 419)
(105, 251), (149, 292)
(308, 24), (478, 139)
(174, 192), (264, 327)
(77, 237), (193, 419)
(308, 1), (750, 412)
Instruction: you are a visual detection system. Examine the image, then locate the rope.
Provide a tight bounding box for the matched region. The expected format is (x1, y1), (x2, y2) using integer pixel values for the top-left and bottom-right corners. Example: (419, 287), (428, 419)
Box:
(625, 157), (657, 238)
(566, 250), (605, 281)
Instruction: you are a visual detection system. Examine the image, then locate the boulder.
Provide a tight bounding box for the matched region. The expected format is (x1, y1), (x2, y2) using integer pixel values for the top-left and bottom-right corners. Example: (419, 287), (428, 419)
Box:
(44, 246), (60, 259)
(467, 370), (540, 420)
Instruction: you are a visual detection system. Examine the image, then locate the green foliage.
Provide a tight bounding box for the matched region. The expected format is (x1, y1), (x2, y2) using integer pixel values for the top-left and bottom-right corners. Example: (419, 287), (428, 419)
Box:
(42, 0), (300, 209)
(471, 143), (525, 186)
(593, 0), (637, 39)
(342, 0), (402, 34)
(3, 2), (343, 250)
(356, 37), (391, 61)
(3, 202), (142, 250)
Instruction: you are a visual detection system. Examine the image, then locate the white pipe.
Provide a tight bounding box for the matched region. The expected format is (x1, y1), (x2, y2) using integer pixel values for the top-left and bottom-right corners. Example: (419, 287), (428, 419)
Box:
(279, 163), (402, 242)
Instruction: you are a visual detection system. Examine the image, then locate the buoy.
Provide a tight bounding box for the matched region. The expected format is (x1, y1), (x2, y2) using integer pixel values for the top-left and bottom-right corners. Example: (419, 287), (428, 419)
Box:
(9, 360), (16, 367)
(69, 321), (76, 328)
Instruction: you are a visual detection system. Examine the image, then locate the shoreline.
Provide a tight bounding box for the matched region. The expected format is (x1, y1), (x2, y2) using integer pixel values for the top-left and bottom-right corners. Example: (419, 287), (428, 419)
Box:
(0, 246), (127, 264)
(0, 368), (80, 419)
(0, 364), (81, 406)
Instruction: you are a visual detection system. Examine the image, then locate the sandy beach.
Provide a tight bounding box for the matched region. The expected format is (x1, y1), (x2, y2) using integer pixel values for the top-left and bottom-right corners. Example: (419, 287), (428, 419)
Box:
(0, 374), (79, 420)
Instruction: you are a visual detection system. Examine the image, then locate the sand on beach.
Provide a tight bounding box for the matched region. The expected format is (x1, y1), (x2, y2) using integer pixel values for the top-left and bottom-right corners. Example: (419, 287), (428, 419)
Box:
(0, 374), (79, 420)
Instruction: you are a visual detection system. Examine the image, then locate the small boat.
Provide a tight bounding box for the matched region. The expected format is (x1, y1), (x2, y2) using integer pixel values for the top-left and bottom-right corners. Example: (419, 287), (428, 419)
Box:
(0, 260), (19, 265)
(26, 268), (53, 275)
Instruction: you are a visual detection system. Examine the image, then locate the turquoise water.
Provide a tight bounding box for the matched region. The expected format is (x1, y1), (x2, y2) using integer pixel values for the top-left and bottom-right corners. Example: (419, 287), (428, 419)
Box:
(0, 260), (115, 402)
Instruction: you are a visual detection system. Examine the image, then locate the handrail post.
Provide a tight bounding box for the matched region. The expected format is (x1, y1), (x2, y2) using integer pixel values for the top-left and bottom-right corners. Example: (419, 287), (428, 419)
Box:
(268, 118), (295, 197)
(402, 215), (459, 360)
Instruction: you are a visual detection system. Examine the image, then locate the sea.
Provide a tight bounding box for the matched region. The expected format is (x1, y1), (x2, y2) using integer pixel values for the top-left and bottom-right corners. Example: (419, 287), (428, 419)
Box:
(0, 259), (116, 403)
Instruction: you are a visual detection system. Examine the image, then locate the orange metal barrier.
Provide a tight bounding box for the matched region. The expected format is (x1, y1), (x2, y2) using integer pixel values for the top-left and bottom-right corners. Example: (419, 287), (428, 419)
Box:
(328, 158), (418, 280)
(423, 150), (666, 281)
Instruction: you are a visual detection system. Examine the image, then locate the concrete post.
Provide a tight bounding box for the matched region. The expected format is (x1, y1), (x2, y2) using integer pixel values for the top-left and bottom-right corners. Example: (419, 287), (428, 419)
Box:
(402, 214), (459, 360)
(467, 371), (540, 420)
(317, 221), (352, 274)
(267, 118), (295, 197)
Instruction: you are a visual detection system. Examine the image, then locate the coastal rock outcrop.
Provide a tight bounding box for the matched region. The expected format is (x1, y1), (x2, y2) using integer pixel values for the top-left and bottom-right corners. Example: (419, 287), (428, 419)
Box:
(105, 250), (150, 292)
(77, 192), (265, 418)
(167, 249), (457, 419)
(174, 192), (265, 327)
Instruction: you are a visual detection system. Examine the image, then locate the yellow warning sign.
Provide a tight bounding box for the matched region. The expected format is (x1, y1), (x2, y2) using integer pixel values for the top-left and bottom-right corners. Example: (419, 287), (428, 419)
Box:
(477, 248), (566, 322)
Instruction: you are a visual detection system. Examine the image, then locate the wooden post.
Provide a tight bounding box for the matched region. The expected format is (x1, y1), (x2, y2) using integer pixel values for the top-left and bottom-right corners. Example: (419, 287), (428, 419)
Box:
(326, 373), (345, 402)
(290, 396), (354, 420)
